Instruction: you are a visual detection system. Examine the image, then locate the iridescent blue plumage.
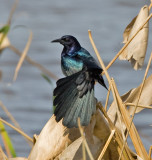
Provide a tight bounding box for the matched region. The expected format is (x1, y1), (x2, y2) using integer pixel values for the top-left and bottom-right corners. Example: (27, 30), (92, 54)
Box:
(61, 55), (83, 76)
(52, 35), (107, 128)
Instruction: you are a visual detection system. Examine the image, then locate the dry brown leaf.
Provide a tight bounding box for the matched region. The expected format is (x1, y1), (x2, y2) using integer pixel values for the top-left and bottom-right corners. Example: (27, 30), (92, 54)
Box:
(28, 115), (81, 160)
(119, 5), (149, 70)
(93, 109), (111, 140)
(28, 110), (121, 160)
(58, 109), (120, 160)
(58, 136), (103, 160)
(28, 108), (139, 160)
(57, 137), (83, 160)
(108, 80), (149, 159)
(90, 110), (119, 160)
(57, 110), (138, 160)
(108, 74), (152, 131)
(122, 74), (152, 114)
(0, 33), (10, 52)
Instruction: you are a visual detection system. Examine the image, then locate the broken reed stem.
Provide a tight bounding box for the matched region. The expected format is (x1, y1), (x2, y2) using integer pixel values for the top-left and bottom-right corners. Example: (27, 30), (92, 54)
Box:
(125, 103), (152, 109)
(0, 118), (33, 143)
(119, 53), (152, 160)
(105, 86), (111, 111)
(77, 118), (94, 160)
(97, 130), (115, 160)
(149, 146), (152, 160)
(103, 13), (152, 74)
(13, 31), (33, 81)
(8, 44), (58, 80)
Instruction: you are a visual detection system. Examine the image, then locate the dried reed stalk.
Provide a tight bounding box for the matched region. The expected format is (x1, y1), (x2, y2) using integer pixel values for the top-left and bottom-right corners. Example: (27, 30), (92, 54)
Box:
(97, 130), (115, 160)
(0, 146), (7, 160)
(89, 31), (133, 159)
(78, 118), (94, 160)
(13, 31), (33, 81)
(105, 86), (111, 111)
(0, 101), (20, 129)
(9, 44), (58, 80)
(88, 30), (125, 143)
(149, 146), (152, 160)
(7, 0), (19, 25)
(97, 103), (133, 160)
(149, 1), (152, 10)
(125, 103), (152, 109)
(119, 53), (152, 160)
(110, 80), (148, 160)
(0, 101), (32, 147)
(0, 118), (33, 143)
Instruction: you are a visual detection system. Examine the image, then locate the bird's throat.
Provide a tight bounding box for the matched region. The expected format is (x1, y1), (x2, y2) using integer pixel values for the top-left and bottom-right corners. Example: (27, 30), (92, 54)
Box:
(62, 44), (81, 57)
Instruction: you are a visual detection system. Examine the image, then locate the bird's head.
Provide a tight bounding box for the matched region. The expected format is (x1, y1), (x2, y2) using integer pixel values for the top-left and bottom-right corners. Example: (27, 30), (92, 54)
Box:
(52, 35), (81, 52)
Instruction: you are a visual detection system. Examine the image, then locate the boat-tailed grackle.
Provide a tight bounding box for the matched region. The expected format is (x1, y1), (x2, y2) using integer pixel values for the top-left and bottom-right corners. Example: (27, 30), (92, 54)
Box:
(52, 35), (107, 128)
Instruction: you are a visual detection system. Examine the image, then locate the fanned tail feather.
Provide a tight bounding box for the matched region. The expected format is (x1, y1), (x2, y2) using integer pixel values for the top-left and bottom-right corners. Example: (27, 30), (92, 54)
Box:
(53, 70), (97, 128)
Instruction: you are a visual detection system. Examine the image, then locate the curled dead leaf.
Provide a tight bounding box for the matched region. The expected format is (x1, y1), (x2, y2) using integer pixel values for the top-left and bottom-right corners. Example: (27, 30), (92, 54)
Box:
(119, 5), (149, 70)
(122, 74), (152, 114)
(108, 74), (152, 131)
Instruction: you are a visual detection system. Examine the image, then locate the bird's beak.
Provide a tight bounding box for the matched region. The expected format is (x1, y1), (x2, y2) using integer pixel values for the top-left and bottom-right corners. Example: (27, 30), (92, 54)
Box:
(51, 38), (62, 43)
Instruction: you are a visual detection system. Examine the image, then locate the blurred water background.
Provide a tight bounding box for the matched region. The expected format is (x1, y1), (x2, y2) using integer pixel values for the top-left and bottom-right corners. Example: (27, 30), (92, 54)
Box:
(0, 0), (152, 157)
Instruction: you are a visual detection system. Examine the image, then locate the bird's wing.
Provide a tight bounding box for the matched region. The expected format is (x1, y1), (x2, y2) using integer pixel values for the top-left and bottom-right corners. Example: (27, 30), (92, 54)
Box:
(76, 52), (108, 89)
(76, 48), (103, 72)
(53, 69), (97, 128)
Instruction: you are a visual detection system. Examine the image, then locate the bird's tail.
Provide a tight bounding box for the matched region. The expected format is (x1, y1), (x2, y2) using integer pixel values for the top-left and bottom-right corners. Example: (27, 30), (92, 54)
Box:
(93, 69), (108, 90)
(97, 74), (108, 90)
(53, 71), (97, 128)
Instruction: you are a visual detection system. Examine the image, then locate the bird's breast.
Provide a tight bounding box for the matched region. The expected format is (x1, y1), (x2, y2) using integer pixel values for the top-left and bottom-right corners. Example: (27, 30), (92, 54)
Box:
(61, 56), (83, 76)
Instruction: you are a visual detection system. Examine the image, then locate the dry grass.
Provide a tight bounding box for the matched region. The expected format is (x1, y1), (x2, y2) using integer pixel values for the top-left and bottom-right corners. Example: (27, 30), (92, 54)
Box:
(87, 3), (152, 159)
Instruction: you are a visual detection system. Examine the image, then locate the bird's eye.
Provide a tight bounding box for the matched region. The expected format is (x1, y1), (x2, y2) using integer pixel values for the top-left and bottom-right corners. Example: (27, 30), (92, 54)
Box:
(63, 38), (70, 42)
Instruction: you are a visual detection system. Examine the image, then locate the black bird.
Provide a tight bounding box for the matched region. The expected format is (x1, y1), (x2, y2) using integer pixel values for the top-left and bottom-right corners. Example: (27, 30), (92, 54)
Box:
(52, 35), (107, 128)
